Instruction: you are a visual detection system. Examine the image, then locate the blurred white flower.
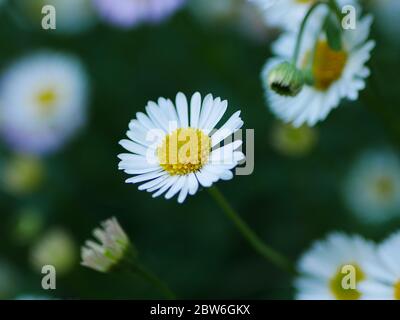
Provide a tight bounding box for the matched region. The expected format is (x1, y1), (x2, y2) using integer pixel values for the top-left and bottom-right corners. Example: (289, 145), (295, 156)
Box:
(344, 150), (400, 223)
(18, 0), (96, 34)
(81, 217), (132, 273)
(12, 207), (44, 244)
(249, 0), (357, 31)
(295, 233), (375, 300)
(189, 0), (271, 42)
(270, 122), (317, 157)
(92, 0), (185, 28)
(0, 51), (89, 155)
(360, 231), (400, 300)
(1, 154), (44, 195)
(262, 15), (374, 126)
(118, 92), (244, 203)
(30, 229), (77, 275)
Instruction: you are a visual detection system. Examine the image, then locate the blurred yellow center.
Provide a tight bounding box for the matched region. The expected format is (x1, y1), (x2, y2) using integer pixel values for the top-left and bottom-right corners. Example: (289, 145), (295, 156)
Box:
(157, 128), (211, 176)
(374, 176), (395, 200)
(36, 89), (57, 114)
(394, 281), (400, 300)
(312, 41), (348, 91)
(296, 0), (315, 3)
(329, 263), (365, 300)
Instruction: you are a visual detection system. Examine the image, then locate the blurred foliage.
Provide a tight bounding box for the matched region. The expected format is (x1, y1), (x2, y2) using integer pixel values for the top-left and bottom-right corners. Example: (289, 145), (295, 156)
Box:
(0, 0), (400, 299)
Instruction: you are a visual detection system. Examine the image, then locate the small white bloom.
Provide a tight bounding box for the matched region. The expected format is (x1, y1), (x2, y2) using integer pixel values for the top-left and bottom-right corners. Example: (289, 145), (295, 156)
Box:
(262, 14), (374, 127)
(30, 229), (77, 275)
(0, 51), (89, 154)
(118, 92), (245, 203)
(81, 217), (131, 273)
(295, 233), (375, 300)
(359, 231), (400, 300)
(270, 122), (317, 157)
(344, 150), (400, 223)
(249, 0), (357, 31)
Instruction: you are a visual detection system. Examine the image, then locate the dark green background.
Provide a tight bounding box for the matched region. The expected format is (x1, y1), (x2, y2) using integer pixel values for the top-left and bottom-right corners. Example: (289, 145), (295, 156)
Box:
(0, 0), (399, 299)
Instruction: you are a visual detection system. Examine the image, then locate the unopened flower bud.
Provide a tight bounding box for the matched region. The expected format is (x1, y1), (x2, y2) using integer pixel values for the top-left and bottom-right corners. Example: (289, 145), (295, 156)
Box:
(81, 217), (135, 273)
(268, 62), (304, 97)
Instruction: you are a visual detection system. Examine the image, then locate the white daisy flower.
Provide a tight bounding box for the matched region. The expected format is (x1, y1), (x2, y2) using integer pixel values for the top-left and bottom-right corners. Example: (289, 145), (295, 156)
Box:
(344, 150), (400, 223)
(359, 231), (400, 300)
(262, 14), (375, 127)
(0, 51), (89, 155)
(81, 217), (132, 273)
(295, 233), (375, 300)
(30, 229), (77, 275)
(118, 92), (244, 203)
(270, 122), (317, 157)
(249, 0), (357, 31)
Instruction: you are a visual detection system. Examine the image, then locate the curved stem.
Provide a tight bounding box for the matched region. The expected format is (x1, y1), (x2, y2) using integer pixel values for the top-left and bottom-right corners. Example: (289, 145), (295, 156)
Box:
(132, 263), (176, 299)
(292, 0), (343, 66)
(292, 1), (326, 65)
(208, 186), (296, 275)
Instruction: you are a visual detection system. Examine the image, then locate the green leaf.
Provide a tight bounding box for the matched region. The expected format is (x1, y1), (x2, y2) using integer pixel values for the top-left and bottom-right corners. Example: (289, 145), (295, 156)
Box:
(324, 13), (342, 51)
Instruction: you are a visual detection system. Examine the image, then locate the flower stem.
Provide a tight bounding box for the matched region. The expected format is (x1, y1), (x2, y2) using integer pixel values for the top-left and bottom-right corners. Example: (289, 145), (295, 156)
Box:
(131, 263), (176, 299)
(292, 1), (326, 65)
(208, 186), (295, 275)
(292, 0), (343, 65)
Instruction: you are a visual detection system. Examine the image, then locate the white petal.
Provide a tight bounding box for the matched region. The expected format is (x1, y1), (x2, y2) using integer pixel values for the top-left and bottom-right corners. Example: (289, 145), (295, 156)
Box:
(138, 175), (169, 191)
(177, 176), (190, 203)
(190, 92), (201, 128)
(152, 176), (179, 198)
(198, 94), (213, 129)
(176, 92), (189, 128)
(188, 173), (199, 195)
(119, 139), (148, 156)
(165, 175), (186, 199)
(125, 170), (166, 184)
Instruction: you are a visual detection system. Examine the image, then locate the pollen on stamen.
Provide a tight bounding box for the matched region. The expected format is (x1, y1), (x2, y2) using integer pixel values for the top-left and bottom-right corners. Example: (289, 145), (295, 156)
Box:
(157, 128), (211, 176)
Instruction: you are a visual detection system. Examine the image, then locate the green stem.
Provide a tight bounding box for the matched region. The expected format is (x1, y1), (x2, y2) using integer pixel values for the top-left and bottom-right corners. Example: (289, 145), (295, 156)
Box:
(328, 0), (343, 22)
(292, 1), (326, 65)
(131, 263), (176, 299)
(292, 0), (343, 66)
(208, 186), (296, 275)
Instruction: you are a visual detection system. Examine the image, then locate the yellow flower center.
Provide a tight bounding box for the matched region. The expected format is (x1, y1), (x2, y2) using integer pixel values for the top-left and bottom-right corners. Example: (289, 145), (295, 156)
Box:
(296, 0), (315, 3)
(329, 263), (365, 300)
(311, 41), (348, 91)
(36, 88), (57, 115)
(157, 128), (211, 176)
(394, 281), (400, 300)
(374, 176), (395, 200)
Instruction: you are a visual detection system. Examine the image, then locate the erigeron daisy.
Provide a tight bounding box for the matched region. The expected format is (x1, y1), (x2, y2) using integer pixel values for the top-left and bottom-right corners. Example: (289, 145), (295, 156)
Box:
(92, 0), (185, 28)
(359, 231), (400, 300)
(295, 233), (375, 300)
(0, 51), (89, 155)
(81, 217), (133, 273)
(270, 122), (317, 157)
(343, 150), (400, 223)
(262, 14), (374, 127)
(118, 92), (244, 203)
(189, 0), (270, 43)
(30, 229), (77, 275)
(249, 0), (357, 31)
